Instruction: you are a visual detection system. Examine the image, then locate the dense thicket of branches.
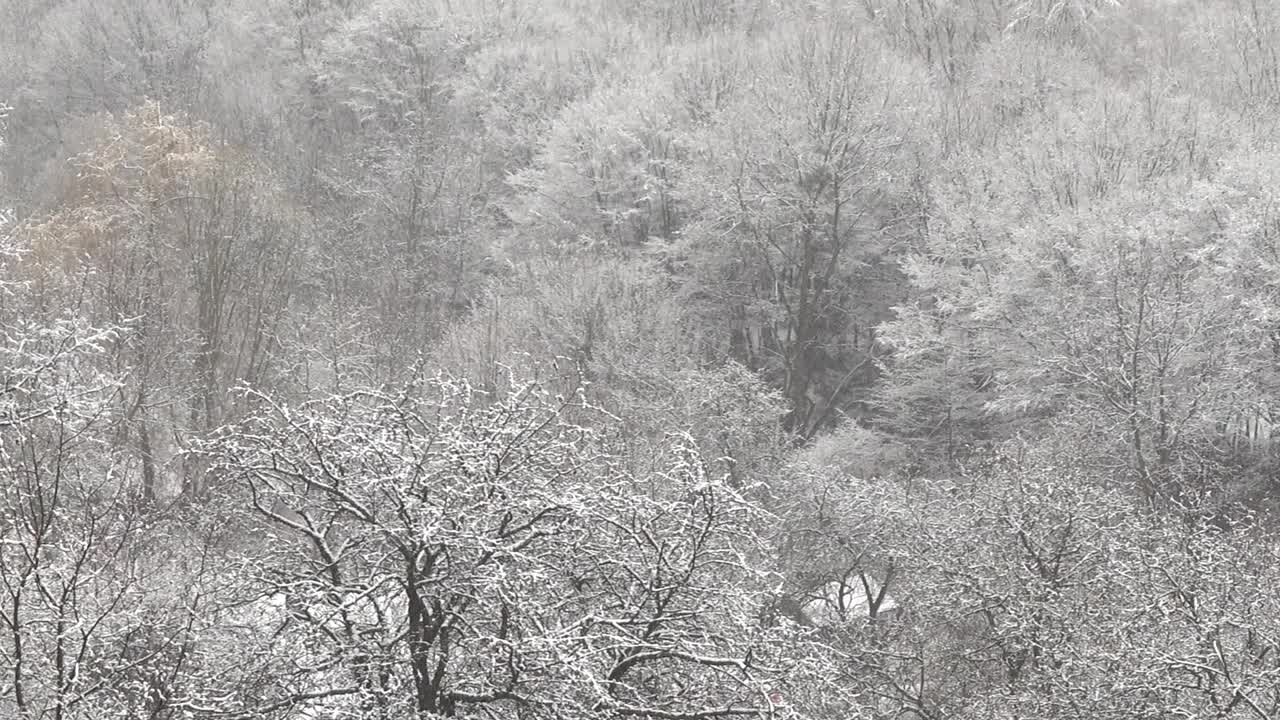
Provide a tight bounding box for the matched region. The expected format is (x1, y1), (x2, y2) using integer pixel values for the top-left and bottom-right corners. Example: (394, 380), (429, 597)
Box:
(3, 0), (1280, 717)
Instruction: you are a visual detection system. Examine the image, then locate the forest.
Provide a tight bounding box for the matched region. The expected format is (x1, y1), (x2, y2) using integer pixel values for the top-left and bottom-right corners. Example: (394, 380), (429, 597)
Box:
(3, 0), (1280, 717)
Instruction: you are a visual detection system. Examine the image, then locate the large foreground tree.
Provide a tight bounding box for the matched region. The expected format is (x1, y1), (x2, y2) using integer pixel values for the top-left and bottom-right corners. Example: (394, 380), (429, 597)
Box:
(203, 371), (854, 719)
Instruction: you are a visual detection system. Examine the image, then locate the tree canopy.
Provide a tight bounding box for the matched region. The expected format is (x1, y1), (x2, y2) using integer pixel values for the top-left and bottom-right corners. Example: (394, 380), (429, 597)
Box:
(3, 0), (1280, 717)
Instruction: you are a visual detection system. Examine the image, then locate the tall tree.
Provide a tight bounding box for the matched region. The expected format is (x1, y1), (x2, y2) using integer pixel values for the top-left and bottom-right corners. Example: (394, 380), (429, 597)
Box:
(21, 106), (301, 499)
(677, 18), (924, 437)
